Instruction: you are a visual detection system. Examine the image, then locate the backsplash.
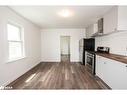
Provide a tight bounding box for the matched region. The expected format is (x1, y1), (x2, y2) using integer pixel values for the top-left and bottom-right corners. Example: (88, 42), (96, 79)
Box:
(95, 31), (127, 56)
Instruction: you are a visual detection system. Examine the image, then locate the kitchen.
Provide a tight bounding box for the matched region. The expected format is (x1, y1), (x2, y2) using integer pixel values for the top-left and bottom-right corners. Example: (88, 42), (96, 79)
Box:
(0, 5), (127, 90)
(80, 6), (127, 89)
(1, 0), (127, 95)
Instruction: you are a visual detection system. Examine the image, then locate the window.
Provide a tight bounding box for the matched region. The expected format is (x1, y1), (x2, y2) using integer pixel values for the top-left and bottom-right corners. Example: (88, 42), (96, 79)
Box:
(7, 22), (25, 61)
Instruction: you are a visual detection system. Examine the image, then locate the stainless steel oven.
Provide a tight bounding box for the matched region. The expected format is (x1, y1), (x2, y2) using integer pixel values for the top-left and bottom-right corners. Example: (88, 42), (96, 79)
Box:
(85, 51), (95, 75)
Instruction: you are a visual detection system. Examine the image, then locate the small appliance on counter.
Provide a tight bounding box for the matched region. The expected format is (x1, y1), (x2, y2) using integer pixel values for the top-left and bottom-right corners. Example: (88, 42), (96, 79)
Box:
(97, 47), (110, 53)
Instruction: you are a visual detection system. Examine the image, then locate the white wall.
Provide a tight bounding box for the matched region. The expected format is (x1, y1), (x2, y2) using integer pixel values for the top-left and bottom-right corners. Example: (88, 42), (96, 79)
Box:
(86, 24), (94, 38)
(60, 36), (70, 55)
(0, 7), (41, 86)
(95, 31), (127, 56)
(41, 29), (86, 62)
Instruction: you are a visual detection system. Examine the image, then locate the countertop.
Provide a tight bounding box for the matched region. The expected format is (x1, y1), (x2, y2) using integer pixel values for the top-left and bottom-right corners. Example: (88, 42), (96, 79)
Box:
(86, 50), (127, 64)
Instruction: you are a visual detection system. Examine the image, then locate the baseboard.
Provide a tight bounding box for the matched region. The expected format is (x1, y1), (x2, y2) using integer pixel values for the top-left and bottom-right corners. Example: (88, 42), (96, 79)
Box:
(70, 61), (80, 62)
(41, 61), (80, 63)
(41, 61), (60, 63)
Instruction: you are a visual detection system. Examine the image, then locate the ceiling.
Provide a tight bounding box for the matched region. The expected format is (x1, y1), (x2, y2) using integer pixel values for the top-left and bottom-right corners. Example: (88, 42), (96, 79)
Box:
(10, 6), (113, 29)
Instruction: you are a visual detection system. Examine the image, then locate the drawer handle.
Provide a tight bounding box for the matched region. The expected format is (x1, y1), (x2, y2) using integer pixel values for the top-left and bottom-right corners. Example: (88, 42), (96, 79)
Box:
(126, 65), (127, 67)
(104, 62), (106, 64)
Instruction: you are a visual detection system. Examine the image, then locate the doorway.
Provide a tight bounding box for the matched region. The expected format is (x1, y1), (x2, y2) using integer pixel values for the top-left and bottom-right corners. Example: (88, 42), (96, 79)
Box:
(60, 36), (70, 62)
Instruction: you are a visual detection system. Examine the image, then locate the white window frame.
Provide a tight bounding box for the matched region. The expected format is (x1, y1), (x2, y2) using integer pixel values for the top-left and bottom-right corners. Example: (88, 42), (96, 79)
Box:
(7, 21), (25, 62)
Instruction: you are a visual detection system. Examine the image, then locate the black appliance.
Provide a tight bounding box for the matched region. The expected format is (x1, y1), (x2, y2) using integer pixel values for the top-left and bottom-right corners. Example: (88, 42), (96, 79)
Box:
(86, 51), (95, 75)
(97, 47), (110, 53)
(82, 38), (95, 65)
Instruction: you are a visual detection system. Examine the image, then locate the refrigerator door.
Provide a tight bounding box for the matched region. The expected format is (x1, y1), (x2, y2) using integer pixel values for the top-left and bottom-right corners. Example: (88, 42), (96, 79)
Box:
(79, 46), (83, 63)
(79, 39), (84, 64)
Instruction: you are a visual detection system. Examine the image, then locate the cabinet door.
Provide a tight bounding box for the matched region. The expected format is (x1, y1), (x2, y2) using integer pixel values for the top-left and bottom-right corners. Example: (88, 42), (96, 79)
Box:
(103, 58), (127, 89)
(86, 24), (94, 38)
(117, 6), (127, 30)
(104, 6), (127, 33)
(96, 55), (105, 80)
(96, 55), (127, 89)
(103, 7), (117, 34)
(93, 23), (98, 34)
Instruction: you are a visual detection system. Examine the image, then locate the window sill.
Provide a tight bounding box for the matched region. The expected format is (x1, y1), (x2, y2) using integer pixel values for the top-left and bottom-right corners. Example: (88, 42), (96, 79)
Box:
(6, 56), (26, 63)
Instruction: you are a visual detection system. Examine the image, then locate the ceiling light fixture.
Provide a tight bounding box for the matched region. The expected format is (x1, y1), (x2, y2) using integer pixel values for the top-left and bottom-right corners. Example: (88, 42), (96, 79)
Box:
(58, 9), (73, 18)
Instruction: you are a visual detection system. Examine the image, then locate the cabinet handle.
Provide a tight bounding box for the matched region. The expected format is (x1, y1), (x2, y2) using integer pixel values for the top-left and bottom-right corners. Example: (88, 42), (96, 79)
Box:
(104, 62), (106, 64)
(126, 65), (127, 67)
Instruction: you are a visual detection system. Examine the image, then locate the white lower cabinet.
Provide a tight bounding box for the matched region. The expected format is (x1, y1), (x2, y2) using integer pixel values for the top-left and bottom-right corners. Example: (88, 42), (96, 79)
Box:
(96, 55), (127, 89)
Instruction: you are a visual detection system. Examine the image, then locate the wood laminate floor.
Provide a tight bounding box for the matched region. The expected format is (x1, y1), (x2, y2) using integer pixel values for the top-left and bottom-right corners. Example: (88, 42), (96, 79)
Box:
(8, 55), (110, 89)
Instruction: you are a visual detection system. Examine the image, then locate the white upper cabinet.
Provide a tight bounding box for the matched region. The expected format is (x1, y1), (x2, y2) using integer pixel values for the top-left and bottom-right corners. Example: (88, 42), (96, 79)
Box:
(117, 6), (127, 30)
(93, 23), (98, 34)
(104, 6), (127, 34)
(86, 24), (93, 38)
(86, 23), (98, 38)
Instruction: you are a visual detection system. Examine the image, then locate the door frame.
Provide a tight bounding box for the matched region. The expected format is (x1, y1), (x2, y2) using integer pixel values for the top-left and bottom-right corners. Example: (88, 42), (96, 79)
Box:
(60, 36), (71, 62)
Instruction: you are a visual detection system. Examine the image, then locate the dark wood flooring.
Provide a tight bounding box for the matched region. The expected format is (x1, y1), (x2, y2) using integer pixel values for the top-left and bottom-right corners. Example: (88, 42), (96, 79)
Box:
(8, 55), (110, 89)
